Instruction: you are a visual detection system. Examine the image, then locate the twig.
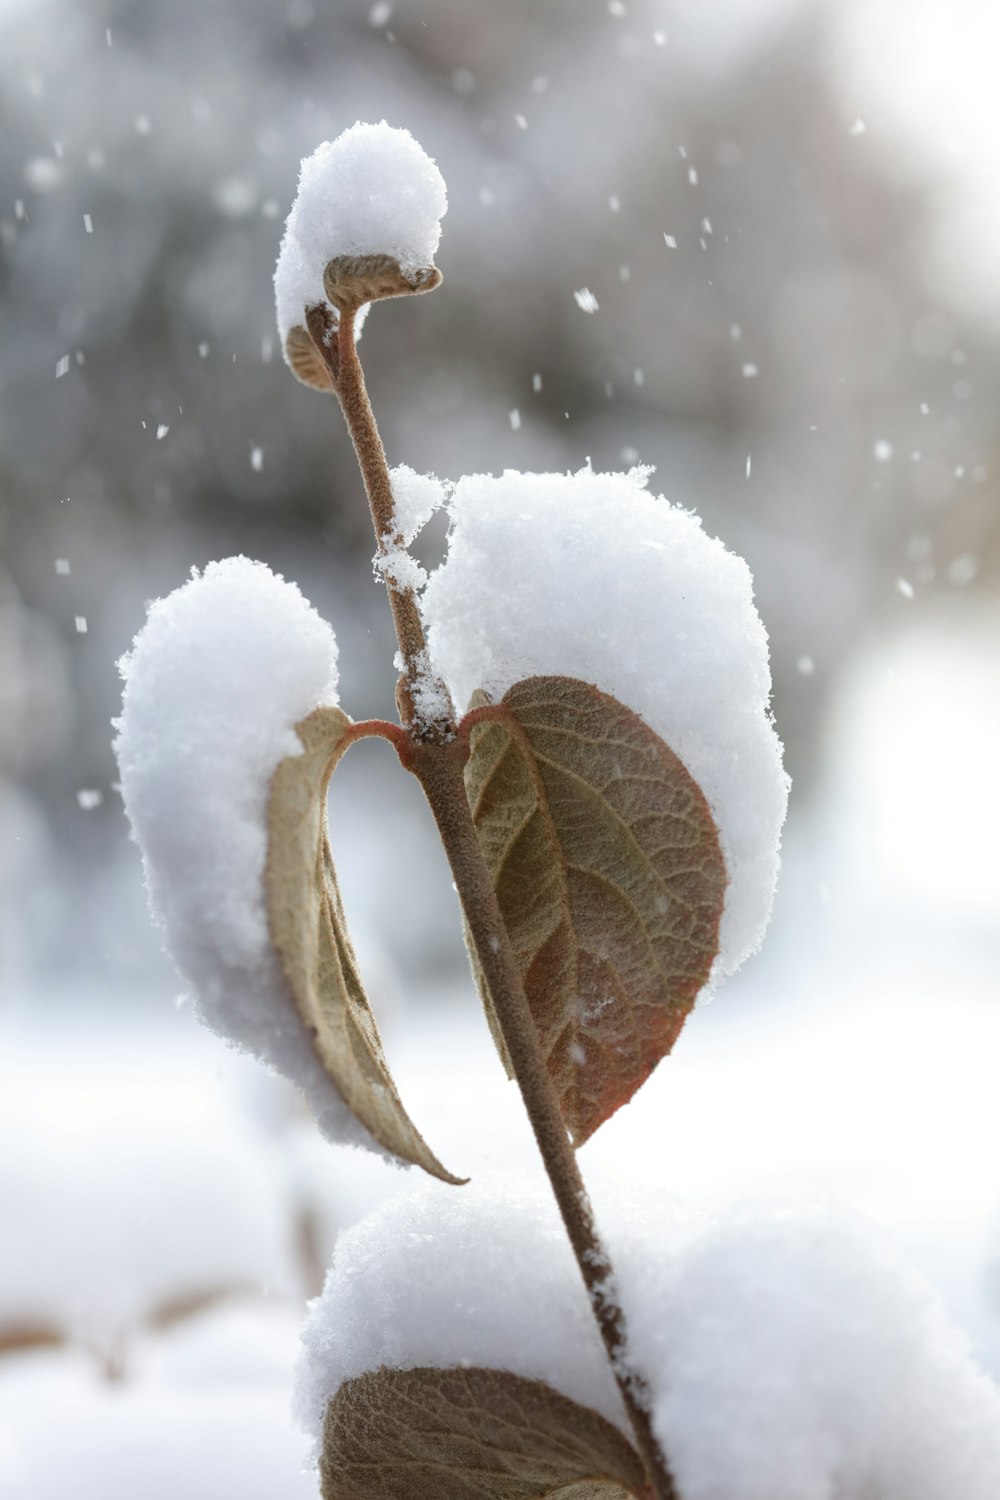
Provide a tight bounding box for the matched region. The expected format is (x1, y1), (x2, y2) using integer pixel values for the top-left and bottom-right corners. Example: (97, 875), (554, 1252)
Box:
(312, 310), (677, 1500)
(332, 305), (454, 739)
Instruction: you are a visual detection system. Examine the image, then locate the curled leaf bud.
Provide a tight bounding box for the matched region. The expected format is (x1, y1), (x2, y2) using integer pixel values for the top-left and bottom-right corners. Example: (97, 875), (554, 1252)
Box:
(322, 252), (441, 312)
(273, 121), (447, 388)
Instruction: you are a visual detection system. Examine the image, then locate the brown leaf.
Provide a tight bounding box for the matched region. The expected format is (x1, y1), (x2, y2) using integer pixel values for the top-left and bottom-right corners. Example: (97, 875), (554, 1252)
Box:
(0, 1322), (65, 1357)
(323, 252), (442, 310)
(266, 705), (462, 1183)
(285, 323), (335, 391)
(320, 1365), (650, 1500)
(463, 676), (726, 1145)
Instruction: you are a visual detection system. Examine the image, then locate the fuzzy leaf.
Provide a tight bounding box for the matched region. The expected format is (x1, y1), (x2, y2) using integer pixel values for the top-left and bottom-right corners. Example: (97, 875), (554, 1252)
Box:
(323, 252), (441, 309)
(267, 705), (462, 1183)
(320, 1365), (649, 1500)
(285, 323), (335, 392)
(463, 676), (726, 1145)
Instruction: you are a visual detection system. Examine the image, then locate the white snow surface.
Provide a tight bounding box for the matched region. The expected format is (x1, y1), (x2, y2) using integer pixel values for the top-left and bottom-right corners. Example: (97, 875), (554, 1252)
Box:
(420, 465), (789, 975)
(0, 1067), (295, 1352)
(273, 220), (370, 360)
(293, 122), (446, 278)
(388, 463), (446, 543)
(114, 556), (374, 1152)
(375, 468), (445, 592)
(0, 1370), (315, 1500)
(374, 544), (427, 594)
(133, 1302), (304, 1392)
(273, 223), (322, 345)
(275, 121), (445, 366)
(296, 1175), (1000, 1500)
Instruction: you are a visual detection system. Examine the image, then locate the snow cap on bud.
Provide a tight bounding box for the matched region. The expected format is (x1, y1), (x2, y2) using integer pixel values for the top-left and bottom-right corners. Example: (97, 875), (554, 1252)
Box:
(274, 121), (447, 388)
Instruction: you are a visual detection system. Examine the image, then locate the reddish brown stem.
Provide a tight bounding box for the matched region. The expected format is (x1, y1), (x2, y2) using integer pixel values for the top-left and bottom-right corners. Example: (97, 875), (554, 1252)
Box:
(314, 311), (676, 1500)
(333, 307), (454, 740)
(342, 717), (409, 753)
(403, 734), (676, 1500)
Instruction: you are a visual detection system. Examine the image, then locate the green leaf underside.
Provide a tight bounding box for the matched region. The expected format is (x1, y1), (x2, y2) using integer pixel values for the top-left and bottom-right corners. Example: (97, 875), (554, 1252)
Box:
(463, 676), (727, 1146)
(266, 705), (461, 1184)
(321, 1365), (649, 1500)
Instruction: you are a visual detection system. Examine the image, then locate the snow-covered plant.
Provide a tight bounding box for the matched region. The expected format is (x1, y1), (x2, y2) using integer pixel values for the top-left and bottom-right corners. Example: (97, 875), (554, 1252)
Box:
(114, 121), (1000, 1499)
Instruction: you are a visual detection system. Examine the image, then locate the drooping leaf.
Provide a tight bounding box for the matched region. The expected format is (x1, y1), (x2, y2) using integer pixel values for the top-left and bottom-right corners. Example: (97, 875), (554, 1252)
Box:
(320, 1365), (650, 1500)
(463, 676), (726, 1145)
(285, 323), (335, 392)
(266, 705), (462, 1183)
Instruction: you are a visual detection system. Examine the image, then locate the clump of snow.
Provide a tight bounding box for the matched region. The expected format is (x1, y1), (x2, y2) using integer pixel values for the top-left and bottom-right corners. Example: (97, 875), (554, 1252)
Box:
(297, 1175), (1000, 1500)
(273, 224), (370, 357)
(374, 467), (448, 595)
(274, 122), (446, 367)
(294, 122), (446, 277)
(389, 463), (446, 543)
(296, 1174), (617, 1443)
(273, 226), (323, 347)
(114, 557), (374, 1152)
(392, 645), (454, 729)
(374, 544), (426, 594)
(620, 1206), (1000, 1500)
(420, 465), (789, 975)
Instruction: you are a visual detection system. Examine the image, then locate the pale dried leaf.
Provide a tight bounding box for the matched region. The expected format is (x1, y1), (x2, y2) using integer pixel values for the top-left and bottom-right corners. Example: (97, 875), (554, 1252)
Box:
(267, 705), (461, 1182)
(321, 1365), (649, 1500)
(285, 324), (334, 391)
(464, 676), (726, 1144)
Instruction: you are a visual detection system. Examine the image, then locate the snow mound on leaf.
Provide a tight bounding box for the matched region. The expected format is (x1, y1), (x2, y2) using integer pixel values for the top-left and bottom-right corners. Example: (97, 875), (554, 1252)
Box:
(420, 465), (789, 979)
(297, 1174), (1000, 1500)
(114, 556), (373, 1152)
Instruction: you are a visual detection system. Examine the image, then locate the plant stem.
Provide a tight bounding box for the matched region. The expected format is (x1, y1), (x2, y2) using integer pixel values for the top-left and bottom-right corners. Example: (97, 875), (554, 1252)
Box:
(322, 316), (675, 1500)
(408, 736), (675, 1500)
(333, 308), (455, 739)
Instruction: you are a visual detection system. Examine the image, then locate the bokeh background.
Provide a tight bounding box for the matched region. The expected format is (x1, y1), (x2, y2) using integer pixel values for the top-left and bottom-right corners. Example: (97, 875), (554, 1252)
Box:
(2, 0), (999, 1493)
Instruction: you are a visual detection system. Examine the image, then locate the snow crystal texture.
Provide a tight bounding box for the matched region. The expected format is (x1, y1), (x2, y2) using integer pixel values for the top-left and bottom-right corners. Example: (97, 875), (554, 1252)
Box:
(114, 557), (371, 1150)
(372, 465), (448, 597)
(296, 1175), (621, 1443)
(297, 1176), (1000, 1500)
(388, 463), (446, 544)
(273, 223), (370, 352)
(293, 121), (446, 278)
(274, 226), (324, 347)
(420, 465), (789, 976)
(274, 121), (446, 360)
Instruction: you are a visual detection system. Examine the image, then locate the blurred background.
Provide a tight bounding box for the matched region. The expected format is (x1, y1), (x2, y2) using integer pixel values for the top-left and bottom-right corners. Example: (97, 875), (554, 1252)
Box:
(2, 0), (999, 1493)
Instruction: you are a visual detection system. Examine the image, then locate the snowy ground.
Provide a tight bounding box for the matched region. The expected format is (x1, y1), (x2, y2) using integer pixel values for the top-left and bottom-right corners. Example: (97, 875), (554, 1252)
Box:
(2, 962), (999, 1495)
